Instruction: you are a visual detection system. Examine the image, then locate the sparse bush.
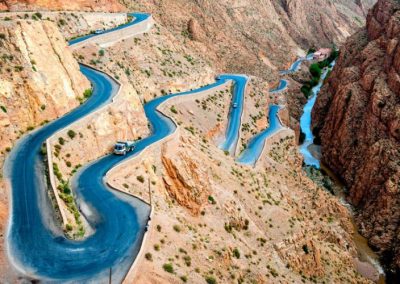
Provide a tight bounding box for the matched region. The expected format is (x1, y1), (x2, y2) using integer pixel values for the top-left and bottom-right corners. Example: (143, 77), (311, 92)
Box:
(302, 244), (309, 254)
(233, 248), (240, 259)
(205, 276), (217, 284)
(137, 175), (145, 183)
(145, 252), (153, 261)
(163, 263), (174, 273)
(170, 105), (178, 114)
(83, 89), (92, 98)
(208, 195), (216, 205)
(309, 63), (322, 78)
(183, 255), (191, 267)
(67, 130), (76, 139)
(1, 106), (7, 113)
(173, 225), (181, 233)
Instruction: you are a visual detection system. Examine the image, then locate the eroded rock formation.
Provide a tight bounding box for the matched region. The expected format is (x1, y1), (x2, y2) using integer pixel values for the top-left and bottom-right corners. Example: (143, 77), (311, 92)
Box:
(312, 0), (400, 277)
(162, 138), (211, 216)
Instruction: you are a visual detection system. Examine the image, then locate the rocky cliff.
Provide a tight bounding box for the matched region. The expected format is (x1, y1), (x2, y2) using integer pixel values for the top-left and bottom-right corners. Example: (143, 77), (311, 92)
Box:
(312, 0), (400, 279)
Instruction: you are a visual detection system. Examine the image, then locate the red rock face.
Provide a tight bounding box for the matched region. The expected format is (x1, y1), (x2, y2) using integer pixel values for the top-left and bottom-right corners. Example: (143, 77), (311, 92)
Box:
(312, 0), (400, 277)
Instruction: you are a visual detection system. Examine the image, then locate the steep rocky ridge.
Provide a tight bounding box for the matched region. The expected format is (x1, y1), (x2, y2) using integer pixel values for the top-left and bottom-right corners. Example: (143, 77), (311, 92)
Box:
(312, 0), (400, 278)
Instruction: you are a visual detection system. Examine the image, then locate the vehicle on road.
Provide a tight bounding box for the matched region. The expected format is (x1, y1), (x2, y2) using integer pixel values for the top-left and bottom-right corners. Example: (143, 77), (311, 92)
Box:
(232, 103), (238, 108)
(114, 141), (135, 155)
(94, 29), (103, 34)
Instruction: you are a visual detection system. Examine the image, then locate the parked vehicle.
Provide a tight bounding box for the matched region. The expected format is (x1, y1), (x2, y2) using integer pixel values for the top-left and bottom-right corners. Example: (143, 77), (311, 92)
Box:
(232, 102), (238, 108)
(114, 141), (135, 155)
(94, 29), (103, 34)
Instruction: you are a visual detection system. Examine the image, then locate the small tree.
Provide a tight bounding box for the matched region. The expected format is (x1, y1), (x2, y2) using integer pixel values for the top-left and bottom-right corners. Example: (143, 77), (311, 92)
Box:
(309, 63), (322, 78)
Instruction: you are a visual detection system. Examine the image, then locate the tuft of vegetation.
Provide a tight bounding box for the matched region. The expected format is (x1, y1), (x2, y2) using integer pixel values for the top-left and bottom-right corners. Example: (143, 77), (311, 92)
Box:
(302, 244), (309, 254)
(145, 252), (153, 261)
(205, 276), (217, 284)
(232, 248), (240, 259)
(162, 263), (174, 273)
(83, 89), (92, 99)
(0, 105), (6, 113)
(173, 224), (181, 233)
(137, 175), (145, 183)
(170, 105), (178, 114)
(67, 130), (76, 139)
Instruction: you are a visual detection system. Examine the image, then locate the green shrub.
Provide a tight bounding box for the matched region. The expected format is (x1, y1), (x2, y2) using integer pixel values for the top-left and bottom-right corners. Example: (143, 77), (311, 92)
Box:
(233, 248), (240, 259)
(300, 85), (311, 98)
(65, 223), (73, 231)
(183, 255), (191, 267)
(205, 276), (217, 284)
(208, 195), (216, 205)
(307, 48), (316, 55)
(302, 244), (309, 254)
(163, 263), (174, 273)
(170, 105), (178, 114)
(309, 63), (322, 78)
(1, 105), (7, 113)
(0, 33), (5, 40)
(145, 252), (153, 261)
(173, 225), (181, 233)
(137, 175), (145, 183)
(83, 89), (92, 98)
(99, 49), (105, 56)
(180, 275), (188, 282)
(67, 130), (76, 139)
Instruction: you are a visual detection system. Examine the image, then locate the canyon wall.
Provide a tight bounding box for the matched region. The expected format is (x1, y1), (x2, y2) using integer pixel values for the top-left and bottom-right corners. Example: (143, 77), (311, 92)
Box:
(312, 0), (400, 278)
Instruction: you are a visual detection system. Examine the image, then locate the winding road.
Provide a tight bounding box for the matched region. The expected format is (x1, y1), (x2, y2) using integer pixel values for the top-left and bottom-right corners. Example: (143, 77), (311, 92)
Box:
(4, 13), (251, 282)
(218, 74), (249, 155)
(236, 105), (283, 166)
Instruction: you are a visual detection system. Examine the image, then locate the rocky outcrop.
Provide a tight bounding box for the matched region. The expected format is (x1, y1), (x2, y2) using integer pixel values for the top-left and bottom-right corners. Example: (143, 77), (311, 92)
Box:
(0, 19), (89, 153)
(312, 0), (400, 278)
(0, 0), (125, 12)
(162, 138), (211, 216)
